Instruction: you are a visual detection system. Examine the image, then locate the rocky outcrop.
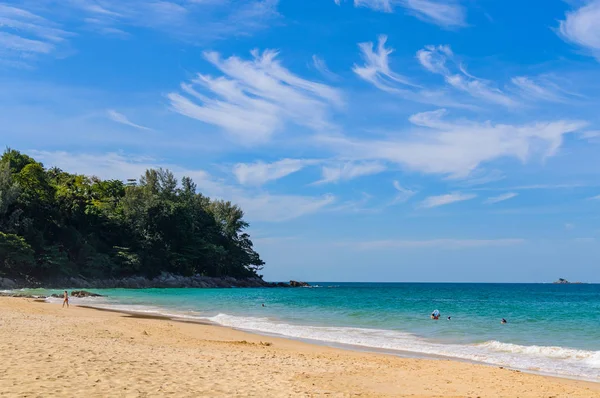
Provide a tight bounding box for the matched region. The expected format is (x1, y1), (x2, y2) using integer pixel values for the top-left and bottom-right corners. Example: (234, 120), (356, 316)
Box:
(71, 290), (104, 298)
(0, 277), (17, 290)
(0, 273), (281, 289)
(0, 273), (317, 290)
(289, 280), (310, 287)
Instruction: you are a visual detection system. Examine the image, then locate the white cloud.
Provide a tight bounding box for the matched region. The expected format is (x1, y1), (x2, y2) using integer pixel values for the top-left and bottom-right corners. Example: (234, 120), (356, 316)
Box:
(0, 4), (71, 65)
(484, 192), (518, 204)
(419, 192), (476, 208)
(316, 161), (386, 184)
(168, 49), (342, 144)
(233, 159), (314, 186)
(346, 238), (525, 250)
(511, 76), (578, 103)
(400, 0), (466, 28)
(417, 45), (517, 107)
(353, 35), (415, 92)
(24, 0), (280, 42)
(558, 0), (600, 59)
(353, 0), (466, 27)
(456, 169), (505, 187)
(319, 110), (586, 178)
(29, 150), (335, 222)
(392, 180), (417, 203)
(312, 55), (339, 80)
(354, 0), (393, 12)
(589, 194), (600, 200)
(240, 193), (335, 222)
(579, 130), (600, 141)
(106, 109), (151, 131)
(330, 192), (376, 213)
(352, 37), (476, 109)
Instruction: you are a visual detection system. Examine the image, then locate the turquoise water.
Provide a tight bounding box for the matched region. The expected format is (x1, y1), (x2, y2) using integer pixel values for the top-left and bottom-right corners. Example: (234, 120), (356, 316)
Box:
(37, 283), (600, 380)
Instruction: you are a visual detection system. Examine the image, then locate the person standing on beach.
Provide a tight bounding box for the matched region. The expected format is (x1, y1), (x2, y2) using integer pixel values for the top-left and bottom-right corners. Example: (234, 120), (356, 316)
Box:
(62, 290), (69, 308)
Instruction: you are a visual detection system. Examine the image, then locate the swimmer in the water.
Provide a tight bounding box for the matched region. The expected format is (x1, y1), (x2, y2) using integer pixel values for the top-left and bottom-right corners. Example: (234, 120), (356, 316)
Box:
(447, 316), (451, 320)
(501, 318), (507, 324)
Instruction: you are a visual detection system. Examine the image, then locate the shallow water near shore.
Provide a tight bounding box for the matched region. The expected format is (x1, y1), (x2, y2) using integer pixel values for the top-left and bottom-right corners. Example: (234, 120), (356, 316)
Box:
(33, 283), (600, 381)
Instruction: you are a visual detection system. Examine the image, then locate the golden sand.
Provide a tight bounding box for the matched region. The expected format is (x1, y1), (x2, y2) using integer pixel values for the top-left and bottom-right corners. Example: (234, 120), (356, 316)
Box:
(0, 297), (598, 397)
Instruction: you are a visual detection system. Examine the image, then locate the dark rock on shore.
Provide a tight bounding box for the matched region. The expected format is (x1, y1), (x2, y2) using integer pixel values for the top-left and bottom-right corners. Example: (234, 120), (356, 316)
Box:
(289, 280), (310, 287)
(0, 277), (17, 290)
(0, 273), (287, 290)
(0, 273), (319, 290)
(71, 290), (104, 298)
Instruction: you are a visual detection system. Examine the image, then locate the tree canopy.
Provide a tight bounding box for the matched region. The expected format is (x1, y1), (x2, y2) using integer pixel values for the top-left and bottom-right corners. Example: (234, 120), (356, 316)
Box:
(0, 149), (264, 281)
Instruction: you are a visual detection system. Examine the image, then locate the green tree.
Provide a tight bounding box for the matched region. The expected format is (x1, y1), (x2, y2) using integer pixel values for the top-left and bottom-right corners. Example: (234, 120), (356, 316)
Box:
(0, 149), (265, 282)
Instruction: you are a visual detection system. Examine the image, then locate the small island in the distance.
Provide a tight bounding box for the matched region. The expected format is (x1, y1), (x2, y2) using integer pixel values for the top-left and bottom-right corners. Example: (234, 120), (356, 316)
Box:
(553, 278), (585, 284)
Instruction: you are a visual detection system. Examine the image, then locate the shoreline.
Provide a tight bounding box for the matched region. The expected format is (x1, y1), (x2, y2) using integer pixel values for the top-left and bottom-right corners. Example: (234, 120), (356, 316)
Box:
(1, 297), (599, 397)
(77, 302), (600, 384)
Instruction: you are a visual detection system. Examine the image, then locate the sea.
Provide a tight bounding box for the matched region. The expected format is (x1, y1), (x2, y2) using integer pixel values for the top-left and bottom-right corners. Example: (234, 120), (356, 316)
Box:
(26, 283), (600, 381)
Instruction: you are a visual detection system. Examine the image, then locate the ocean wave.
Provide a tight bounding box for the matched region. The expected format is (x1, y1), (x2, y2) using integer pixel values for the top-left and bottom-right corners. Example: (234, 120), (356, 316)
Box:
(45, 296), (108, 304)
(479, 341), (600, 366)
(205, 313), (600, 381)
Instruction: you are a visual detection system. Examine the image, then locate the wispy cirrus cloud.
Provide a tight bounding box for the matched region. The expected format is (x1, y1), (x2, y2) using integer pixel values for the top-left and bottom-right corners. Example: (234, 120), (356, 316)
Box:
(17, 0), (280, 42)
(319, 109), (586, 178)
(353, 35), (415, 92)
(579, 130), (600, 142)
(351, 0), (466, 28)
(558, 0), (600, 60)
(510, 76), (580, 103)
(419, 192), (476, 208)
(29, 150), (335, 222)
(484, 192), (518, 204)
(233, 158), (316, 186)
(0, 4), (71, 66)
(168, 49), (343, 144)
(353, 36), (473, 108)
(392, 180), (417, 203)
(417, 45), (518, 107)
(312, 55), (339, 80)
(106, 109), (151, 131)
(316, 161), (386, 184)
(344, 238), (524, 250)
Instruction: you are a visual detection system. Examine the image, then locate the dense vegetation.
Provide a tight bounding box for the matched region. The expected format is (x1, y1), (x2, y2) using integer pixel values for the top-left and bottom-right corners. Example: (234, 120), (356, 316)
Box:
(0, 149), (264, 281)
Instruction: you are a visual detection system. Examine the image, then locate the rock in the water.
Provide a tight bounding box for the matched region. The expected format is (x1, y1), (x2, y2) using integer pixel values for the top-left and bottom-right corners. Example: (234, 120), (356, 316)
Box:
(289, 280), (310, 287)
(70, 290), (104, 298)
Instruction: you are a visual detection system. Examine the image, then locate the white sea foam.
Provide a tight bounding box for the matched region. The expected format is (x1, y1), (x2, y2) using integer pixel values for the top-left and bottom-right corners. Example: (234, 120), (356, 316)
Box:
(205, 313), (600, 381)
(58, 297), (600, 381)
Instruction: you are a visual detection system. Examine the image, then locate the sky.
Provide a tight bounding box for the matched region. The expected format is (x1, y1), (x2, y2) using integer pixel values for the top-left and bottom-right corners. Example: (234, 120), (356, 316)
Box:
(1, 0), (600, 282)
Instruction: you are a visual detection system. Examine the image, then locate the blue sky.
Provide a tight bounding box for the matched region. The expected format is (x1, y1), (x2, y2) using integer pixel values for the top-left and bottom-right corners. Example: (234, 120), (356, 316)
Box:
(2, 0), (600, 282)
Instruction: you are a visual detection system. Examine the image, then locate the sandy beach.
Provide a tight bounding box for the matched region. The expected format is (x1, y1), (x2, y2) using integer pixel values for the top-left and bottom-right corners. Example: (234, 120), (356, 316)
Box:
(0, 298), (599, 397)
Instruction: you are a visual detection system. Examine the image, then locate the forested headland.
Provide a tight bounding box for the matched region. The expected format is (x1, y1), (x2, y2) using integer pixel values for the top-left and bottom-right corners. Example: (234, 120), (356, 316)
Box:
(0, 149), (266, 286)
